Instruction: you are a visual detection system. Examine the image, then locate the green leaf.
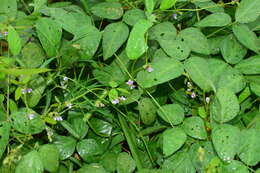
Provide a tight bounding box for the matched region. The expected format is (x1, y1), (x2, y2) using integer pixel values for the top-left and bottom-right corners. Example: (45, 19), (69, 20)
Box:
(15, 150), (44, 173)
(238, 128), (260, 166)
(21, 42), (45, 68)
(184, 56), (215, 92)
(35, 18), (62, 57)
(0, 0), (17, 19)
(117, 152), (136, 173)
(53, 136), (77, 160)
(126, 20), (153, 60)
(232, 24), (260, 53)
(178, 27), (210, 55)
(76, 139), (103, 163)
(145, 0), (154, 14)
(33, 0), (47, 12)
(11, 108), (45, 134)
(77, 164), (108, 173)
(195, 12), (231, 27)
(0, 122), (10, 158)
(220, 34), (247, 64)
(38, 144), (59, 173)
(210, 88), (240, 123)
(102, 22), (129, 60)
(0, 68), (51, 76)
(7, 26), (22, 56)
(91, 2), (123, 20)
(247, 76), (260, 97)
(89, 118), (113, 137)
(149, 22), (177, 41)
(182, 117), (207, 140)
(235, 55), (260, 74)
(193, 0), (224, 13)
(68, 117), (88, 139)
(137, 58), (184, 88)
(162, 150), (196, 173)
(235, 0), (260, 23)
(157, 104), (184, 125)
(163, 128), (187, 156)
(212, 124), (240, 162)
(100, 152), (117, 172)
(138, 98), (157, 125)
(122, 9), (146, 26)
(60, 121), (80, 139)
(221, 160), (249, 173)
(72, 25), (102, 59)
(160, 0), (177, 10)
(41, 6), (92, 35)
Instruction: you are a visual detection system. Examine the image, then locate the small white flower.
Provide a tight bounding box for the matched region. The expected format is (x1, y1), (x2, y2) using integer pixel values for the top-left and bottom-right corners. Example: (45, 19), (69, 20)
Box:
(66, 103), (72, 109)
(191, 92), (196, 99)
(3, 31), (8, 36)
(28, 113), (35, 120)
(146, 66), (154, 73)
(53, 116), (63, 121)
(119, 96), (126, 101)
(26, 88), (33, 93)
(130, 85), (136, 89)
(126, 79), (134, 86)
(63, 76), (68, 81)
(205, 97), (210, 104)
(187, 82), (192, 88)
(22, 88), (26, 95)
(111, 99), (120, 105)
(187, 88), (191, 92)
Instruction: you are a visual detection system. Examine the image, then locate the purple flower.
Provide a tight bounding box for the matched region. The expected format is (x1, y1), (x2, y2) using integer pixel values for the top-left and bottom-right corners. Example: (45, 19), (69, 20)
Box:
(119, 96), (126, 101)
(126, 79), (134, 86)
(146, 66), (154, 73)
(63, 76), (68, 81)
(191, 92), (196, 99)
(111, 99), (120, 105)
(22, 89), (26, 95)
(28, 113), (35, 120)
(3, 31), (8, 36)
(53, 116), (63, 121)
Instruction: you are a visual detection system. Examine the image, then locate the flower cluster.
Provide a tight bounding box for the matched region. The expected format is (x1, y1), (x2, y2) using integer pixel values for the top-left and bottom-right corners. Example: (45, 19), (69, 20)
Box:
(22, 88), (33, 95)
(111, 96), (126, 105)
(126, 79), (136, 89)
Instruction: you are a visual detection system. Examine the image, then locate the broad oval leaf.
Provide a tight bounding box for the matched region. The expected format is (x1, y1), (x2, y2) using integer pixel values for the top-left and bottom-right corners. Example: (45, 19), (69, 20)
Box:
(122, 9), (146, 26)
(91, 2), (123, 20)
(89, 118), (113, 137)
(136, 58), (184, 88)
(178, 27), (210, 55)
(182, 117), (207, 140)
(102, 22), (129, 60)
(8, 26), (22, 56)
(232, 24), (260, 53)
(160, 0), (177, 10)
(149, 22), (177, 41)
(126, 20), (153, 60)
(0, 122), (10, 158)
(35, 17), (62, 57)
(163, 128), (187, 156)
(210, 88), (240, 123)
(53, 135), (77, 160)
(195, 12), (231, 27)
(212, 124), (240, 162)
(235, 0), (260, 23)
(15, 150), (44, 173)
(220, 34), (247, 64)
(77, 163), (108, 173)
(138, 98), (157, 125)
(193, 0), (224, 13)
(238, 128), (260, 166)
(76, 139), (103, 163)
(184, 56), (215, 92)
(38, 144), (59, 173)
(222, 160), (249, 173)
(11, 108), (45, 134)
(117, 152), (136, 173)
(157, 104), (184, 125)
(145, 0), (154, 14)
(235, 55), (260, 74)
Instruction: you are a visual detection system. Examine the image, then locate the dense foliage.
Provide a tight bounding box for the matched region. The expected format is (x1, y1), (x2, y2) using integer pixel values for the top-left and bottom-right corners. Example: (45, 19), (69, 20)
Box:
(0, 0), (260, 172)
